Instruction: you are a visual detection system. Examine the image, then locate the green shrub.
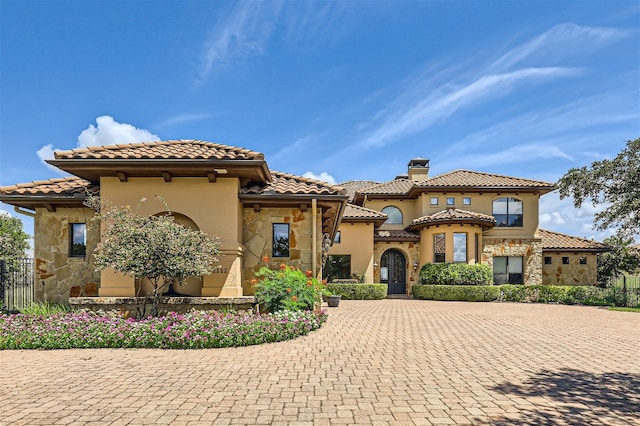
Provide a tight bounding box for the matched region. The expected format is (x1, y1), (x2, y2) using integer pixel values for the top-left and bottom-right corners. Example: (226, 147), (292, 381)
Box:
(253, 262), (328, 312)
(20, 302), (69, 315)
(325, 283), (388, 300)
(419, 263), (493, 285)
(412, 284), (501, 302)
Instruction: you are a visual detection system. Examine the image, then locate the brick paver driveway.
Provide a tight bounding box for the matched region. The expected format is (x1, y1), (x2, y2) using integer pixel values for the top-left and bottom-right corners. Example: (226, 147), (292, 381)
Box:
(1, 300), (639, 425)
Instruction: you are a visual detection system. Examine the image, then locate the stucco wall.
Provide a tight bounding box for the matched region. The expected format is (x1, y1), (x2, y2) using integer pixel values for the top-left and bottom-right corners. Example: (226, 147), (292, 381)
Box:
(418, 224), (483, 266)
(328, 222), (375, 283)
(482, 238), (542, 285)
(542, 252), (598, 285)
(242, 207), (322, 295)
(34, 207), (100, 303)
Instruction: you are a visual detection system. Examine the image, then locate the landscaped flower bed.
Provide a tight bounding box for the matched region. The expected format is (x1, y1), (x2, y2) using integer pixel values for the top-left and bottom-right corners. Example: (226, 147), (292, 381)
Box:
(0, 309), (327, 350)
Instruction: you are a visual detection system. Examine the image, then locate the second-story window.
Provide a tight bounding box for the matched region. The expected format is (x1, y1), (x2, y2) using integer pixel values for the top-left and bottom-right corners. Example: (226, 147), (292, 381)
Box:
(381, 206), (403, 224)
(492, 197), (523, 227)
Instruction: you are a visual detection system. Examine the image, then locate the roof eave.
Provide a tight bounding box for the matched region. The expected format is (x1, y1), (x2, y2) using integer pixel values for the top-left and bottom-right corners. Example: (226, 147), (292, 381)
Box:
(46, 158), (272, 184)
(407, 185), (556, 197)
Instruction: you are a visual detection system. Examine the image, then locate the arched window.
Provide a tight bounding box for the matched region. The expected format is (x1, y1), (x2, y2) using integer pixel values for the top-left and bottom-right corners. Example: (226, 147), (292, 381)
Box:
(381, 206), (403, 224)
(492, 197), (523, 227)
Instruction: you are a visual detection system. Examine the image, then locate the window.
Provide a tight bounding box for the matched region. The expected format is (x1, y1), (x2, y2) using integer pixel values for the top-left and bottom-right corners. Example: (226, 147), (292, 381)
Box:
(453, 233), (467, 263)
(323, 255), (351, 282)
(69, 223), (86, 257)
(463, 197), (471, 206)
(446, 197), (455, 206)
(381, 206), (403, 224)
(544, 256), (552, 265)
(272, 224), (290, 257)
(493, 256), (523, 284)
(493, 197), (523, 227)
(433, 233), (446, 263)
(334, 231), (341, 244)
(579, 256), (587, 265)
(430, 197), (439, 206)
(562, 257), (570, 265)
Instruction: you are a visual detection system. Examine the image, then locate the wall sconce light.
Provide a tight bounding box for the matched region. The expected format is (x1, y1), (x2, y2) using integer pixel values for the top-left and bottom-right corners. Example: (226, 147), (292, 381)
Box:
(373, 262), (378, 269)
(413, 261), (419, 271)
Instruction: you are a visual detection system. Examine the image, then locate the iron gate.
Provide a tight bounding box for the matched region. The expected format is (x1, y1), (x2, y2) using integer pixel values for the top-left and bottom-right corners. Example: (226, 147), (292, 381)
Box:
(0, 258), (34, 312)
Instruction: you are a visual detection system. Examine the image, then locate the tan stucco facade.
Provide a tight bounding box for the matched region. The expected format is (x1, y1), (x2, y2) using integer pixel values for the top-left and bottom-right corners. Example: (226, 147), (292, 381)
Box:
(327, 222), (376, 283)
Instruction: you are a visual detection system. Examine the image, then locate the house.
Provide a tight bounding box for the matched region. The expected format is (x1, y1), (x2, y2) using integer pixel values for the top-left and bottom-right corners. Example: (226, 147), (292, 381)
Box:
(328, 159), (608, 293)
(0, 140), (607, 302)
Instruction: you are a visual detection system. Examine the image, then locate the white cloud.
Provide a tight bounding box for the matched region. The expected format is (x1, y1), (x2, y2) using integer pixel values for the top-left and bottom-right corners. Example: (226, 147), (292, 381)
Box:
(77, 115), (159, 148)
(36, 116), (160, 171)
(539, 192), (614, 242)
(302, 171), (337, 185)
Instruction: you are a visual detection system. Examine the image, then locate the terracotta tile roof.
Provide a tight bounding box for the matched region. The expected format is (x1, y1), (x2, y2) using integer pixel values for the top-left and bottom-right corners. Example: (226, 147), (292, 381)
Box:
(374, 229), (420, 242)
(416, 170), (556, 190)
(53, 140), (264, 161)
(408, 208), (496, 230)
(339, 180), (380, 201)
(241, 171), (346, 196)
(540, 229), (609, 252)
(355, 178), (414, 196)
(342, 204), (387, 221)
(0, 176), (96, 196)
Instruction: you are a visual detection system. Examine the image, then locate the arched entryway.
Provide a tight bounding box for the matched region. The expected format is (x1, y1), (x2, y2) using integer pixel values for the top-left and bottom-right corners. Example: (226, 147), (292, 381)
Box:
(381, 249), (406, 295)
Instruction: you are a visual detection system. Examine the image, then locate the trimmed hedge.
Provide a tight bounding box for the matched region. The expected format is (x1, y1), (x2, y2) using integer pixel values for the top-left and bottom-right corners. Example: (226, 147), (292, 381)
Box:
(412, 284), (627, 306)
(419, 263), (493, 286)
(326, 283), (388, 300)
(412, 284), (501, 302)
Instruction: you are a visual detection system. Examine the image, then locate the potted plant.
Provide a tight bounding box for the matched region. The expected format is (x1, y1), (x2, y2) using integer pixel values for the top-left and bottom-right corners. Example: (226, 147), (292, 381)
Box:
(327, 294), (341, 307)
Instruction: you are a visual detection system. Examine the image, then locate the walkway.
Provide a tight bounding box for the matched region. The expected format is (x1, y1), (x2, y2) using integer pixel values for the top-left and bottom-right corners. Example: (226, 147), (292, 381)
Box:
(1, 300), (639, 425)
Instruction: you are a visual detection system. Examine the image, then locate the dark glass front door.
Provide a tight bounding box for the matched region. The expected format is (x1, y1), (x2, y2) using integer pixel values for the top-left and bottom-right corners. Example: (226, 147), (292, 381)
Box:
(381, 249), (406, 294)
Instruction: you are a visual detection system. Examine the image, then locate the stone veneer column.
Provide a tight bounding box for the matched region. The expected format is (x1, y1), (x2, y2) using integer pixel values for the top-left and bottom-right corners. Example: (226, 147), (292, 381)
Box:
(482, 238), (542, 285)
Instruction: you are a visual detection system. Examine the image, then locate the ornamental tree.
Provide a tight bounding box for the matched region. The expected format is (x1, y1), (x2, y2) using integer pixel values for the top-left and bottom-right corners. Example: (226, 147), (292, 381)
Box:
(597, 235), (640, 285)
(0, 213), (30, 264)
(558, 138), (640, 238)
(86, 196), (220, 316)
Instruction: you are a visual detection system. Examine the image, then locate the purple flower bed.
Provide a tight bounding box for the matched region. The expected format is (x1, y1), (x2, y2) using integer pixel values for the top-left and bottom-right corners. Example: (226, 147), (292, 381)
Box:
(0, 309), (328, 350)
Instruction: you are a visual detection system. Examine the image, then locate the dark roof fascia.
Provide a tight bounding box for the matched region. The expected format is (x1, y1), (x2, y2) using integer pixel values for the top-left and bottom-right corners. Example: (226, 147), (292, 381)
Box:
(542, 247), (610, 253)
(239, 193), (348, 204)
(341, 216), (388, 226)
(46, 159), (272, 183)
(374, 235), (420, 243)
(406, 218), (495, 231)
(407, 185), (556, 197)
(0, 194), (89, 209)
(352, 193), (412, 204)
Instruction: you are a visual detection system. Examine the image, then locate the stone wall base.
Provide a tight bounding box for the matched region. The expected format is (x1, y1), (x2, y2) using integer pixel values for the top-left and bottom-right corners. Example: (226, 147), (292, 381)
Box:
(69, 296), (258, 318)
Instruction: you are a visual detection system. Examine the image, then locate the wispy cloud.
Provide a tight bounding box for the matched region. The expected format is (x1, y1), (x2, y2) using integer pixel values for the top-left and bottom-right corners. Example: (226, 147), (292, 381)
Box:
(359, 67), (580, 148)
(491, 23), (631, 71)
(195, 2), (283, 85)
(302, 171), (337, 185)
(154, 112), (217, 129)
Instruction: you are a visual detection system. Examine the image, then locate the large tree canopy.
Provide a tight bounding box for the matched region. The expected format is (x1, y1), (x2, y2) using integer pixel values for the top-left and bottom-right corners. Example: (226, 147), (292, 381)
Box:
(597, 235), (640, 284)
(558, 138), (640, 238)
(0, 213), (30, 261)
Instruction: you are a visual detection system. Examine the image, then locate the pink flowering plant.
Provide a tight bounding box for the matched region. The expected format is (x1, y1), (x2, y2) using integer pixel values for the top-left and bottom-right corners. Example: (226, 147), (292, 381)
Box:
(0, 309), (327, 350)
(253, 257), (329, 312)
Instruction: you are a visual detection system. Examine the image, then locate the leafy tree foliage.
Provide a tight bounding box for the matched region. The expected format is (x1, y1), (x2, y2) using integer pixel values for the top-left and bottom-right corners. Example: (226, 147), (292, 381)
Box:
(0, 213), (30, 262)
(597, 235), (640, 285)
(87, 196), (220, 316)
(558, 138), (640, 238)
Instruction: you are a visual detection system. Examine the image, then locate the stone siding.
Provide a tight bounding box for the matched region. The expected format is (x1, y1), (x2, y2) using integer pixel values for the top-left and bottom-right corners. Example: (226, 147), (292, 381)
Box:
(482, 238), (542, 285)
(542, 252), (598, 285)
(34, 207), (100, 303)
(242, 207), (322, 295)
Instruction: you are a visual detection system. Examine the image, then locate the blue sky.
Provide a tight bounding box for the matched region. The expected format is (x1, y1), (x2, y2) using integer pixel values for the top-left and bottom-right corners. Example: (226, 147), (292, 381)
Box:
(1, 1), (639, 246)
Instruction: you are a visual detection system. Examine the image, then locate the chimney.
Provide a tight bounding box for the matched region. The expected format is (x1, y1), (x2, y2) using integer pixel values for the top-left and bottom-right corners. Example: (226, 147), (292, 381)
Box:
(408, 158), (429, 181)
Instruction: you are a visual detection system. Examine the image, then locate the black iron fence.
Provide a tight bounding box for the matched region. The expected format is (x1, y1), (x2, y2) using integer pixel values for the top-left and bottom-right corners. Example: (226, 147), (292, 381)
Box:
(606, 275), (640, 308)
(0, 258), (34, 312)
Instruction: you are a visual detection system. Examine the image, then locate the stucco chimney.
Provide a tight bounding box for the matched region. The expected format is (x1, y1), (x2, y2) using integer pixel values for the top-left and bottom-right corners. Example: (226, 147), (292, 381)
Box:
(408, 158), (429, 181)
